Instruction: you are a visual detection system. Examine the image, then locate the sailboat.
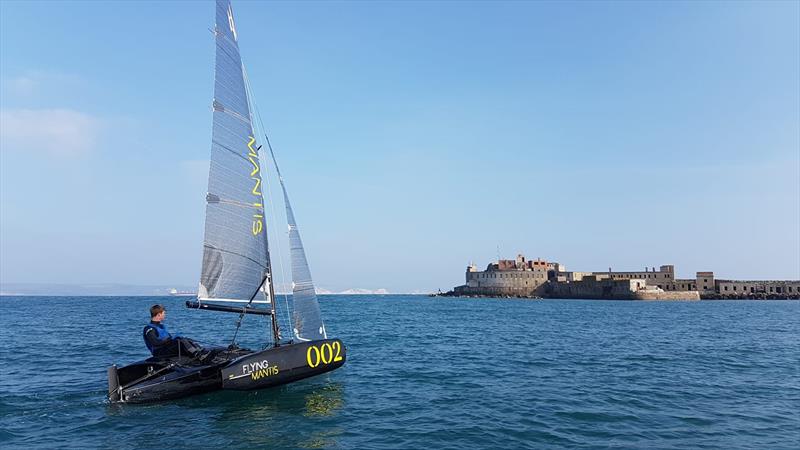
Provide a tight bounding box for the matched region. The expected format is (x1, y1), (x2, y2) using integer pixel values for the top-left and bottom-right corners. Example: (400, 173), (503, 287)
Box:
(107, 0), (345, 404)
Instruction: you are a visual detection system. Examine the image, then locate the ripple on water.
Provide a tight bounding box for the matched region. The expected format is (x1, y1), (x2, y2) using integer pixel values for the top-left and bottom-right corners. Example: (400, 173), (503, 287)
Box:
(0, 296), (798, 449)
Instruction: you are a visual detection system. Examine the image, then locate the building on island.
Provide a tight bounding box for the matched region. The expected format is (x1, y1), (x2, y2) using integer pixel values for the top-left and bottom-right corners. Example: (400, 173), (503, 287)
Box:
(462, 254), (550, 297)
(451, 253), (799, 300)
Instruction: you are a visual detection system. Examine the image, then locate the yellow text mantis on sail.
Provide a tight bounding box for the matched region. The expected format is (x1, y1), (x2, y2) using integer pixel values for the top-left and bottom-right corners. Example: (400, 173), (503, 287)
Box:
(247, 136), (264, 236)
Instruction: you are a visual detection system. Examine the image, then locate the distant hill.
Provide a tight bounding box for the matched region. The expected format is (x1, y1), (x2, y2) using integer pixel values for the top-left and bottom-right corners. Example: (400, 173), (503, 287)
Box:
(0, 283), (423, 296)
(0, 283), (194, 296)
(336, 288), (391, 295)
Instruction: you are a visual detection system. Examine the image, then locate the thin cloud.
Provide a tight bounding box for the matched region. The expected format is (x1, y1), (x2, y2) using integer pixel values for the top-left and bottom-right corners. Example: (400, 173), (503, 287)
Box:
(1, 71), (83, 98)
(6, 76), (37, 96)
(0, 108), (103, 155)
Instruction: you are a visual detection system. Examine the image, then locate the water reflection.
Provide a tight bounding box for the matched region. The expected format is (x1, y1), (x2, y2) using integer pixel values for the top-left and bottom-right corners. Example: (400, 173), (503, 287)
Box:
(303, 383), (344, 417)
(298, 429), (343, 449)
(188, 380), (346, 448)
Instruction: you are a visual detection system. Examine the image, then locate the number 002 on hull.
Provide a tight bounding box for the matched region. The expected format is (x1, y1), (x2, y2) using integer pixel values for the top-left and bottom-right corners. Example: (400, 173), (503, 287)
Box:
(223, 339), (346, 390)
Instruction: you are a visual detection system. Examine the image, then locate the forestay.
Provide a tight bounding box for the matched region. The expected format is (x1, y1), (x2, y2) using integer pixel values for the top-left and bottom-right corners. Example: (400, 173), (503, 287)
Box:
(198, 0), (270, 305)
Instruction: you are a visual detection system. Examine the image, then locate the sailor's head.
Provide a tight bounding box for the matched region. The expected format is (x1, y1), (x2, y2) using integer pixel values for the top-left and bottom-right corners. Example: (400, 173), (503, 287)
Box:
(150, 304), (166, 322)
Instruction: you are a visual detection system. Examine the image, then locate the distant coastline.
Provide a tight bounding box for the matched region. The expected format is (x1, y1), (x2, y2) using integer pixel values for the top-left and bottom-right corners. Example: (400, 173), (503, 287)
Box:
(0, 283), (408, 297)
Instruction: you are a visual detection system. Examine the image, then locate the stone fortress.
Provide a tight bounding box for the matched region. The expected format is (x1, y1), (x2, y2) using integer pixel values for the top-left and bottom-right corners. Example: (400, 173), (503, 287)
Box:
(450, 254), (800, 300)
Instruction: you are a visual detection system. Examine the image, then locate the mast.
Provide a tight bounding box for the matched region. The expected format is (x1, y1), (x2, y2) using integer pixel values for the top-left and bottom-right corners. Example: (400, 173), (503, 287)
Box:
(265, 261), (280, 344)
(261, 207), (280, 344)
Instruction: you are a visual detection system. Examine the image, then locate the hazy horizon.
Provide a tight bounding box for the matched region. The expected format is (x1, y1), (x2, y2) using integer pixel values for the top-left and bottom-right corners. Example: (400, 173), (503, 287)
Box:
(2, 1), (798, 292)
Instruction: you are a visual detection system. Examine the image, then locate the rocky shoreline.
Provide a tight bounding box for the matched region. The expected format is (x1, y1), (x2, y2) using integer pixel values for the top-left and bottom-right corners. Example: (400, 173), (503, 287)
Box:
(431, 291), (799, 300)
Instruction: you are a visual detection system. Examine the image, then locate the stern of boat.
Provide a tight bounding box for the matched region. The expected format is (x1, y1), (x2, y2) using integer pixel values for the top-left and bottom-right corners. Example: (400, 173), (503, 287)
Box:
(108, 365), (121, 402)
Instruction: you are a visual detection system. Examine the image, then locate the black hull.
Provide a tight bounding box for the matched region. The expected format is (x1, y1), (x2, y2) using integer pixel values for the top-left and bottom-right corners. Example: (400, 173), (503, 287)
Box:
(109, 339), (345, 404)
(222, 339), (346, 390)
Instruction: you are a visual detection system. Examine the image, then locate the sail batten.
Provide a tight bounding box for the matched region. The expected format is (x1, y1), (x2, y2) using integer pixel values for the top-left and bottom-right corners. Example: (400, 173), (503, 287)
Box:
(198, 0), (270, 303)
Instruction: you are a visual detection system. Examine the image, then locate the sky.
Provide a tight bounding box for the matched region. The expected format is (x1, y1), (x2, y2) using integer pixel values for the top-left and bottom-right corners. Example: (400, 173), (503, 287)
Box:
(1, 0), (798, 293)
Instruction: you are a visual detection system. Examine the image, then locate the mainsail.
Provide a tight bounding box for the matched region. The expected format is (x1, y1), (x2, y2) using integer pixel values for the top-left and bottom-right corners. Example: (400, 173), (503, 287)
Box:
(198, 0), (270, 305)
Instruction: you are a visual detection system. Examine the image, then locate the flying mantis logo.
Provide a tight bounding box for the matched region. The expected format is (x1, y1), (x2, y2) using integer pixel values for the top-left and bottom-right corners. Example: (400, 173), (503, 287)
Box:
(240, 359), (279, 381)
(247, 136), (264, 236)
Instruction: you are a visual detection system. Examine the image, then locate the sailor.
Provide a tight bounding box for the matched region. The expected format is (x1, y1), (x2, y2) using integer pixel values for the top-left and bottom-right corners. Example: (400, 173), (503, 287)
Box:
(143, 304), (204, 358)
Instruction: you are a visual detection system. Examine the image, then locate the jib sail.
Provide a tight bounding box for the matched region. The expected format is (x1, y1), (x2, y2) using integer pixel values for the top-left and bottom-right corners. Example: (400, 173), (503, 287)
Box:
(265, 144), (327, 342)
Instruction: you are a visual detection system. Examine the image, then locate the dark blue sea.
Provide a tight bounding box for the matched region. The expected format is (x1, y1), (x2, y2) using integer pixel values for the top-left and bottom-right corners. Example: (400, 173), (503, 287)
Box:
(0, 296), (798, 449)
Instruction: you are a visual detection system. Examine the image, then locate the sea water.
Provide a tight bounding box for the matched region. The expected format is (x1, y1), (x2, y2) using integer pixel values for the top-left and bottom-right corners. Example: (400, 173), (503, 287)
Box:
(0, 296), (797, 449)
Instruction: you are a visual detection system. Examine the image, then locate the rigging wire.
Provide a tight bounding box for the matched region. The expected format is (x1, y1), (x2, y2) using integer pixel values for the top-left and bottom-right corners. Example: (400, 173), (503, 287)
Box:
(252, 107), (297, 342)
(240, 64), (273, 345)
(242, 63), (294, 343)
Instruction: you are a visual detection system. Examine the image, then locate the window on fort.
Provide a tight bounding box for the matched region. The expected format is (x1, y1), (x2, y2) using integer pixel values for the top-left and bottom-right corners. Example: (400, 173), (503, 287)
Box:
(704, 279), (707, 282)
(790, 287), (793, 292)
(733, 286), (737, 291)
(776, 287), (782, 293)
(769, 287), (773, 292)
(724, 286), (728, 291)
(751, 287), (754, 293)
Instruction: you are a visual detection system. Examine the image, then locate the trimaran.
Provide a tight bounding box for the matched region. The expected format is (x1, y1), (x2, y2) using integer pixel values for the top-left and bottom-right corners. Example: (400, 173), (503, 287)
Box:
(107, 0), (345, 403)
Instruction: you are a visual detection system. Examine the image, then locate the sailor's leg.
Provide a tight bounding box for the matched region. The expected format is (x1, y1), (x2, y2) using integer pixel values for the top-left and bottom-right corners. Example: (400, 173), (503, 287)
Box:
(153, 339), (181, 358)
(176, 337), (204, 357)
